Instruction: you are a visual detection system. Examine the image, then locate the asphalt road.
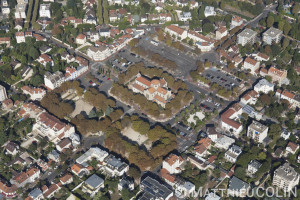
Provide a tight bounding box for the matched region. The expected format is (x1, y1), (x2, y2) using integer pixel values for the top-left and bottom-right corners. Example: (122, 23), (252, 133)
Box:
(247, 4), (278, 28)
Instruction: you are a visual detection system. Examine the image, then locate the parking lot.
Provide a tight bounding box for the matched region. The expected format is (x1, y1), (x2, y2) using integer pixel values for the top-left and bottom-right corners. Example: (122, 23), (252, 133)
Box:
(202, 68), (241, 90)
(138, 38), (198, 77)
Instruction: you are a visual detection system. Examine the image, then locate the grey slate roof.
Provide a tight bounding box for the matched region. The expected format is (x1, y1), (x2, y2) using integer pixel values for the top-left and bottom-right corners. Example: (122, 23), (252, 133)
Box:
(228, 176), (249, 191)
(85, 174), (104, 189)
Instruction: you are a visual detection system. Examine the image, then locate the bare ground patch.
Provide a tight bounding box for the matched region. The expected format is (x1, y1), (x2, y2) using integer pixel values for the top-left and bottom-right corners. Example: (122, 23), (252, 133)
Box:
(121, 127), (152, 150)
(70, 98), (94, 118)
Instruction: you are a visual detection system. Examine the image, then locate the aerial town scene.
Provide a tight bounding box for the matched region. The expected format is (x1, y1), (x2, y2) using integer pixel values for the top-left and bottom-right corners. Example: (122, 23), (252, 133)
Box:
(0, 0), (299, 198)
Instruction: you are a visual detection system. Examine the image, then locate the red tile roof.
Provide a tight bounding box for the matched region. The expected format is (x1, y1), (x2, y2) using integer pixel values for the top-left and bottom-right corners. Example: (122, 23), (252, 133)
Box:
(244, 57), (257, 66)
(167, 25), (185, 35)
(133, 84), (145, 92)
(136, 76), (151, 87)
(282, 89), (295, 99)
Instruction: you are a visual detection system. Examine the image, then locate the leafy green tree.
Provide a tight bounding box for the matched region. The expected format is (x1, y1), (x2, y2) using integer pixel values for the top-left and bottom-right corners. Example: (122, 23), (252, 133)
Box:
(283, 22), (291, 35)
(282, 37), (290, 49)
(267, 15), (274, 28)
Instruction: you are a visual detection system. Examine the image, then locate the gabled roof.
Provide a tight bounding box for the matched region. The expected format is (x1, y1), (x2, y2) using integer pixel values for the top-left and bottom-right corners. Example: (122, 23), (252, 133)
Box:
(166, 25), (185, 35)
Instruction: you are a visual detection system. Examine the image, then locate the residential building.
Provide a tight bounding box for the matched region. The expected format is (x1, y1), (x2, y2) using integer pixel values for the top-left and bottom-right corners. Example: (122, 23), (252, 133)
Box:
(71, 164), (89, 177)
(82, 174), (104, 197)
(40, 45), (52, 54)
(61, 52), (75, 63)
(37, 54), (54, 67)
(0, 182), (17, 198)
(286, 142), (299, 155)
(0, 37), (10, 47)
(60, 174), (73, 185)
(1, 0), (10, 15)
(42, 184), (61, 199)
(15, 32), (25, 43)
(89, 31), (100, 42)
(5, 142), (19, 156)
(220, 104), (243, 136)
(228, 176), (250, 197)
(165, 25), (187, 40)
(65, 66), (88, 81)
(255, 52), (269, 62)
(204, 6), (216, 17)
(247, 120), (268, 143)
(15, 4), (26, 19)
(225, 145), (242, 163)
(205, 193), (221, 200)
(237, 28), (257, 46)
(273, 163), (299, 192)
(260, 66), (287, 86)
(28, 188), (43, 200)
(231, 16), (243, 28)
(243, 57), (260, 74)
(240, 90), (259, 105)
(188, 30), (214, 43)
(162, 153), (184, 174)
(32, 112), (75, 144)
(139, 176), (173, 200)
(11, 167), (40, 187)
(39, 4), (51, 18)
(194, 137), (211, 157)
(263, 27), (283, 45)
(214, 135), (235, 150)
(104, 155), (128, 177)
(87, 46), (111, 61)
(180, 12), (192, 22)
(159, 13), (172, 22)
(99, 28), (110, 37)
(216, 26), (228, 40)
(254, 79), (274, 94)
(44, 71), (65, 90)
(76, 34), (87, 44)
(21, 86), (46, 100)
(56, 138), (72, 152)
(0, 85), (7, 101)
(277, 89), (300, 108)
(247, 160), (262, 174)
(132, 75), (173, 108)
(48, 150), (60, 161)
(118, 176), (134, 191)
(175, 180), (196, 198)
(195, 41), (214, 52)
(2, 99), (13, 110)
(76, 147), (109, 164)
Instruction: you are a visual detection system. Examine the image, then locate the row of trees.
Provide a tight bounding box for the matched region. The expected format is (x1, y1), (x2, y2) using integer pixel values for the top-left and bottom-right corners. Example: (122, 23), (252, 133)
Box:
(104, 115), (177, 170)
(97, 0), (109, 24)
(131, 46), (178, 71)
(25, 0), (34, 28)
(31, 0), (39, 24)
(84, 88), (116, 112)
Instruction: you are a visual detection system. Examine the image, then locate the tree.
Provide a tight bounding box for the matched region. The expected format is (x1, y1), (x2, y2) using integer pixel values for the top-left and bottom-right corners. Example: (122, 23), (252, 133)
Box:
(29, 47), (40, 59)
(258, 152), (266, 160)
(282, 37), (290, 49)
(31, 75), (43, 87)
(220, 1), (225, 10)
(128, 166), (141, 182)
(292, 3), (300, 14)
(259, 94), (271, 105)
(267, 15), (274, 28)
(202, 23), (214, 34)
(283, 22), (291, 35)
(157, 30), (164, 41)
(278, 20), (285, 31)
(204, 61), (210, 68)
